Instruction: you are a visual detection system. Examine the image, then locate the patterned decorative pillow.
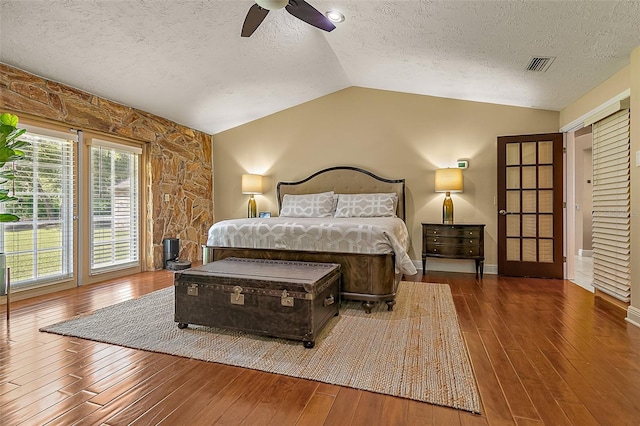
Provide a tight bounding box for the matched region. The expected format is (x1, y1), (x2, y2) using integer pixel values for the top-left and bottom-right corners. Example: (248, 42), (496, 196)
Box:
(280, 191), (335, 218)
(334, 193), (398, 218)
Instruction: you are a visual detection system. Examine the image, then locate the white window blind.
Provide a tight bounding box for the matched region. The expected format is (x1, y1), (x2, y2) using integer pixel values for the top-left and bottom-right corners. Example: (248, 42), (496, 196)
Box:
(0, 125), (76, 289)
(90, 140), (140, 273)
(592, 108), (631, 302)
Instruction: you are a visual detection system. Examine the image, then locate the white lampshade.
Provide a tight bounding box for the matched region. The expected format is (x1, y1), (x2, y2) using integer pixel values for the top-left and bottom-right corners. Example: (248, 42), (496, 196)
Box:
(435, 168), (463, 193)
(242, 174), (263, 195)
(255, 0), (288, 10)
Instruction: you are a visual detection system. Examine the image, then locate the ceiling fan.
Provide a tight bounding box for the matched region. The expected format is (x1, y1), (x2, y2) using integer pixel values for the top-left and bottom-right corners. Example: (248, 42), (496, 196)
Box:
(241, 0), (336, 37)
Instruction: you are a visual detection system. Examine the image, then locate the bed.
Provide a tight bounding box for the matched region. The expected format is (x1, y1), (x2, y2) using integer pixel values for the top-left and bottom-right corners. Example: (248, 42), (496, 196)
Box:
(206, 166), (417, 313)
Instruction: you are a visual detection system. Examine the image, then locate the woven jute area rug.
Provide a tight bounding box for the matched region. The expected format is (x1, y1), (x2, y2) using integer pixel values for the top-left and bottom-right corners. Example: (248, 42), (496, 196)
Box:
(41, 281), (481, 413)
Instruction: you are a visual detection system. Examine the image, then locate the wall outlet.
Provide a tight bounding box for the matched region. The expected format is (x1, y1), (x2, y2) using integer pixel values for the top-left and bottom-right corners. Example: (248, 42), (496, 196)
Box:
(164, 194), (170, 202)
(636, 150), (640, 167)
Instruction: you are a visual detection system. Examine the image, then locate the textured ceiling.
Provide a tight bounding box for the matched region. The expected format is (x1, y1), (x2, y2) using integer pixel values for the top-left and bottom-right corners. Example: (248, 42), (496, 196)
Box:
(1, 1), (639, 135)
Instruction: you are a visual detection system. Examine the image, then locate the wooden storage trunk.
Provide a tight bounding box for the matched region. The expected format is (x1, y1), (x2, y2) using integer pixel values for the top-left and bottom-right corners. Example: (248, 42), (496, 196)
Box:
(174, 257), (340, 348)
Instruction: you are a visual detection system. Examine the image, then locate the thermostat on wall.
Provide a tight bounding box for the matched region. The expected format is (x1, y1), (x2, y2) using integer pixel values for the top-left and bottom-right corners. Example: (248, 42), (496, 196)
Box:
(456, 160), (469, 169)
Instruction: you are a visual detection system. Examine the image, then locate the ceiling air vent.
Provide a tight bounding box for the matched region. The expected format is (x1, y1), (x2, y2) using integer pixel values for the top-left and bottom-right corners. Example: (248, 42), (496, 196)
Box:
(525, 56), (556, 72)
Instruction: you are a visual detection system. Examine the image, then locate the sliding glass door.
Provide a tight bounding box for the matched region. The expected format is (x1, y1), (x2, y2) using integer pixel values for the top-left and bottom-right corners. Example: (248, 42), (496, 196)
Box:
(0, 120), (145, 292)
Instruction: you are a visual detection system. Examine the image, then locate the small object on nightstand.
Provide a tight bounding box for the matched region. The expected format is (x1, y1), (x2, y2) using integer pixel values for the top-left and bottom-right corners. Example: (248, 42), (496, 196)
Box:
(242, 174), (263, 218)
(435, 168), (463, 224)
(421, 223), (485, 278)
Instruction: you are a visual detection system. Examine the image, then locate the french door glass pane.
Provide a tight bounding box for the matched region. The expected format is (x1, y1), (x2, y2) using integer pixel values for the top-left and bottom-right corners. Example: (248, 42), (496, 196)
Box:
(0, 131), (75, 289)
(90, 145), (139, 272)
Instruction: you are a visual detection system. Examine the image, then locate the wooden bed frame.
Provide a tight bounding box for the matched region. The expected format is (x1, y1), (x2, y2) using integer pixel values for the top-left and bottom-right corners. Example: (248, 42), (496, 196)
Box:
(210, 166), (406, 313)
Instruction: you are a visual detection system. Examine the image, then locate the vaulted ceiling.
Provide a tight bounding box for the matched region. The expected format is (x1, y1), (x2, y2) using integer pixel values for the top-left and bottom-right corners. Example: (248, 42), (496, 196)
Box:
(1, 1), (639, 135)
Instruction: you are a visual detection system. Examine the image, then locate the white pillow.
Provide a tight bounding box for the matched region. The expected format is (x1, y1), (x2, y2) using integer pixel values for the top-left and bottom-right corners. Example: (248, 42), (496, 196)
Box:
(334, 193), (398, 218)
(280, 191), (335, 218)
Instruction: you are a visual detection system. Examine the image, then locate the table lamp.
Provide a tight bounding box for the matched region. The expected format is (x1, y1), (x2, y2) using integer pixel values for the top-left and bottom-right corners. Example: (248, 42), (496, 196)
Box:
(242, 174), (263, 218)
(435, 168), (463, 224)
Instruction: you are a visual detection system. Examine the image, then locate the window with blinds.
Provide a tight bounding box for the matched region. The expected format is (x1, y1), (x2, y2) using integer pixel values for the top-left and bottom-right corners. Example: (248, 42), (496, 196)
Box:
(0, 125), (76, 289)
(592, 108), (631, 302)
(89, 140), (140, 273)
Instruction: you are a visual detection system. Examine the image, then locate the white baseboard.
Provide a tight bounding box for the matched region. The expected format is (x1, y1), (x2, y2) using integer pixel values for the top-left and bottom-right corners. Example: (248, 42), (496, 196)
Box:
(569, 280), (595, 293)
(578, 249), (593, 257)
(626, 306), (640, 329)
(412, 259), (497, 275)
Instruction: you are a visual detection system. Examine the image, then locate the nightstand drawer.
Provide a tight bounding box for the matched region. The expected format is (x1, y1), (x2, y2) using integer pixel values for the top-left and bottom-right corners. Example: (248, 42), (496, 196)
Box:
(427, 244), (481, 257)
(426, 236), (481, 246)
(423, 225), (483, 238)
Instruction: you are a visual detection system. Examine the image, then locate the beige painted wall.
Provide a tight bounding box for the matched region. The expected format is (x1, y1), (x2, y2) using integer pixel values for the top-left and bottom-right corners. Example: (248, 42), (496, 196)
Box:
(559, 65), (630, 129)
(213, 87), (559, 268)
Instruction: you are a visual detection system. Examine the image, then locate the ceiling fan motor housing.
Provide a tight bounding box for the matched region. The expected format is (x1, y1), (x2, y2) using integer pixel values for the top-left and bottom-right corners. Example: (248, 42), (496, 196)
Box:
(255, 0), (288, 10)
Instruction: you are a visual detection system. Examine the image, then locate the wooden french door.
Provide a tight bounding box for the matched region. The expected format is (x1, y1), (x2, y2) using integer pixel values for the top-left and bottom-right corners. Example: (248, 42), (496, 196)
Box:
(497, 133), (564, 278)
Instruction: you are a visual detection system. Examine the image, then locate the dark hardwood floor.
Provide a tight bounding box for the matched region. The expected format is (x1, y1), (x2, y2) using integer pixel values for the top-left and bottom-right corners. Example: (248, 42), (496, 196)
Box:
(2, 269), (640, 425)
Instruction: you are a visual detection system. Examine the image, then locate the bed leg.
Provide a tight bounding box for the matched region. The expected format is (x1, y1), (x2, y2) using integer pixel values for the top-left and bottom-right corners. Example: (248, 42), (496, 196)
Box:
(362, 301), (374, 314)
(385, 300), (396, 311)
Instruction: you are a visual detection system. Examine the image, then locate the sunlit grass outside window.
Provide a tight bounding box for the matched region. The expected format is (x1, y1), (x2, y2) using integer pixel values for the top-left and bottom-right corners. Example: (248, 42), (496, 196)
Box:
(0, 131), (74, 288)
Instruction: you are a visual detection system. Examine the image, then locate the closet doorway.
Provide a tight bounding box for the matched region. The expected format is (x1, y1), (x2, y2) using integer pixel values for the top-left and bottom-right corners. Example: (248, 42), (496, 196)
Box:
(570, 126), (594, 290)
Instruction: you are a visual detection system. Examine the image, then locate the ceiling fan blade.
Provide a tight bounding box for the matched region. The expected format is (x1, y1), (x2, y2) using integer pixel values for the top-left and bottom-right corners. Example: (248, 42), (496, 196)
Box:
(241, 4), (270, 37)
(285, 0), (336, 32)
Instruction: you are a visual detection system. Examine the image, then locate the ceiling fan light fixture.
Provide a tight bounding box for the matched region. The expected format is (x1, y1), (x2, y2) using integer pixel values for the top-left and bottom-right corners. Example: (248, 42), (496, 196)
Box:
(255, 0), (288, 10)
(326, 9), (345, 23)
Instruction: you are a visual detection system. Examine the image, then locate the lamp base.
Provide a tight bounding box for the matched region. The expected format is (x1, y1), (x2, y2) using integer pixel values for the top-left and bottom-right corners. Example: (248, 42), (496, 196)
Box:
(442, 193), (454, 224)
(248, 196), (257, 218)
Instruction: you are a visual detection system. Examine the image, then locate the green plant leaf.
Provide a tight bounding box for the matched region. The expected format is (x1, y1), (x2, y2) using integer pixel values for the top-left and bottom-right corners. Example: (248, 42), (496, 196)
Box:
(11, 149), (25, 159)
(0, 170), (14, 180)
(0, 195), (18, 203)
(0, 213), (20, 222)
(0, 146), (15, 163)
(6, 128), (26, 144)
(0, 112), (27, 222)
(0, 113), (18, 127)
(10, 140), (29, 150)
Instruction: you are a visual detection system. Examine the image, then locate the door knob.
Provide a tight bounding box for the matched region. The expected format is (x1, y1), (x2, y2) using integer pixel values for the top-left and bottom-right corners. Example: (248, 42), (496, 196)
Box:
(498, 209), (508, 216)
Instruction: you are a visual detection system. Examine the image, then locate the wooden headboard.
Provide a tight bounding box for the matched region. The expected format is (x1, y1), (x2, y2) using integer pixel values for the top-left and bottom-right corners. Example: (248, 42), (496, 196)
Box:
(276, 166), (406, 221)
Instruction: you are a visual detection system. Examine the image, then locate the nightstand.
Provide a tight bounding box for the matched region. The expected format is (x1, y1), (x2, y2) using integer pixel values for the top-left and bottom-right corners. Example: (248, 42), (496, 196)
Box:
(422, 223), (485, 278)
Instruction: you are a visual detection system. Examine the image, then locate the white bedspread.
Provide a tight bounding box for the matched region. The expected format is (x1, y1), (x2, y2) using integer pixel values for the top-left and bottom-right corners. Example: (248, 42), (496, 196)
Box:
(207, 217), (417, 275)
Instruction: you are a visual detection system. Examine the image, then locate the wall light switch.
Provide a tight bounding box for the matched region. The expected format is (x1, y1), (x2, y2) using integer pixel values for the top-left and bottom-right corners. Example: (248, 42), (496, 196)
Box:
(636, 150), (640, 167)
(164, 194), (170, 202)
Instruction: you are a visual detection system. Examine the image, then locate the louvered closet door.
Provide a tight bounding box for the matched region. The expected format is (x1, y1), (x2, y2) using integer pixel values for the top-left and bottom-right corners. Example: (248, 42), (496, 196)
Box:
(592, 109), (631, 302)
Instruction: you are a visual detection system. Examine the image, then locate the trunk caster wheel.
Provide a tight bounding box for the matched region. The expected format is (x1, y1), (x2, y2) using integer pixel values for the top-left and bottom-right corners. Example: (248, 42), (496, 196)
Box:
(177, 323), (188, 329)
(303, 340), (315, 349)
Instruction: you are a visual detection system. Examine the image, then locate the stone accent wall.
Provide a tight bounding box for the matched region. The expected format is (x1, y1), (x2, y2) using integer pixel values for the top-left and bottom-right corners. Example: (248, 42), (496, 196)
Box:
(0, 63), (213, 270)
